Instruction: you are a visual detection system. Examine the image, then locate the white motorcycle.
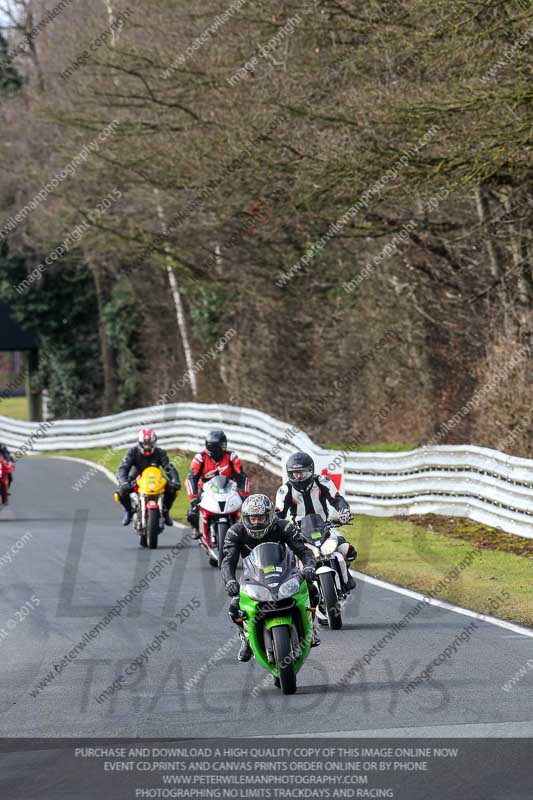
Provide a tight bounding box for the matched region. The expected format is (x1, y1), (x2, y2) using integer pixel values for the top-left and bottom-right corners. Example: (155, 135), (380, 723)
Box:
(198, 475), (243, 567)
(299, 513), (351, 629)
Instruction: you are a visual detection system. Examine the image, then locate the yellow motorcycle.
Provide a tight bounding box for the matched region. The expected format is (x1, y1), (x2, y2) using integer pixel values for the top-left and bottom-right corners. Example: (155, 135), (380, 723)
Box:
(115, 467), (169, 549)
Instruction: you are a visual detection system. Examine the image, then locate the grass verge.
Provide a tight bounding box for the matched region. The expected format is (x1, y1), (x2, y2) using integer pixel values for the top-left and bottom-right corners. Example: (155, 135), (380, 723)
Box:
(344, 515), (533, 628)
(0, 396), (28, 420)
(324, 441), (417, 452)
(407, 514), (533, 559)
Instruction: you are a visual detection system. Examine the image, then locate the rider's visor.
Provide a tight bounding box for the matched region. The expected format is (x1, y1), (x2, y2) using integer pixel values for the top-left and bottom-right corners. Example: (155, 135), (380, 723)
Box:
(249, 513), (268, 526)
(288, 468), (313, 482)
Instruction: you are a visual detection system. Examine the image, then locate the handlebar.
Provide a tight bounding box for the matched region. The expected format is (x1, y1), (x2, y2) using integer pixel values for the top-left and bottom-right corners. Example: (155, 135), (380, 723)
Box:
(295, 517), (341, 531)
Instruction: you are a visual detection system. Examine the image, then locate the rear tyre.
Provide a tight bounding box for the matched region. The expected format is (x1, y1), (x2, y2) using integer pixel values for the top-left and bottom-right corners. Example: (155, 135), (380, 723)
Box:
(208, 556), (218, 567)
(147, 508), (159, 549)
(272, 625), (297, 695)
(320, 571), (342, 629)
(217, 521), (229, 568)
(140, 534), (147, 548)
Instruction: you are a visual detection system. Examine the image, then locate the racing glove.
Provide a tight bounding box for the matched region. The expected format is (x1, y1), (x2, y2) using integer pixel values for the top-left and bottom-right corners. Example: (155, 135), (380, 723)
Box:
(337, 509), (352, 525)
(303, 566), (316, 583)
(225, 579), (240, 597)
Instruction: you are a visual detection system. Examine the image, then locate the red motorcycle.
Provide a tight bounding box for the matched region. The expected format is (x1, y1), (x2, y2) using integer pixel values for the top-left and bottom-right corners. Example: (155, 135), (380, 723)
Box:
(0, 456), (14, 505)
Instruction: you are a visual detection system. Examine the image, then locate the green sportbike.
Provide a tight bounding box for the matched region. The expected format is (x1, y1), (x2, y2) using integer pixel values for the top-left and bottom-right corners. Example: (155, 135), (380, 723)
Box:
(238, 542), (313, 695)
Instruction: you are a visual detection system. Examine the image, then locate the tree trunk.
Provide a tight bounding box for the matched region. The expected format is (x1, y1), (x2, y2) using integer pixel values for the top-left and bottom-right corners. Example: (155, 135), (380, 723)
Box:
(89, 261), (115, 414)
(154, 190), (198, 397)
(475, 184), (508, 327)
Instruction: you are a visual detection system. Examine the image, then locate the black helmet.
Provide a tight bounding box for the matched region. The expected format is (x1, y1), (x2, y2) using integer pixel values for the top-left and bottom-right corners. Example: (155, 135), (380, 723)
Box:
(286, 451), (315, 491)
(205, 429), (227, 461)
(241, 494), (275, 539)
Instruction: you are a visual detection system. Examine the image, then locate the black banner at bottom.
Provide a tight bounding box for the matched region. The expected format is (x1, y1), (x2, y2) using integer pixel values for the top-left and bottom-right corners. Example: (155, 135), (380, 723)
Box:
(0, 738), (531, 800)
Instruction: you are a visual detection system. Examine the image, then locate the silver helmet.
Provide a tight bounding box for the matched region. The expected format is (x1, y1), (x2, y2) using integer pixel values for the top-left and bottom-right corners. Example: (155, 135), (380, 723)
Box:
(241, 494), (275, 540)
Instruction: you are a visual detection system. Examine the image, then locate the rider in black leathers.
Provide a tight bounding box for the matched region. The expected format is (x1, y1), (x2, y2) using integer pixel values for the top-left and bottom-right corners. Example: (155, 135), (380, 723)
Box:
(117, 428), (181, 526)
(221, 494), (320, 662)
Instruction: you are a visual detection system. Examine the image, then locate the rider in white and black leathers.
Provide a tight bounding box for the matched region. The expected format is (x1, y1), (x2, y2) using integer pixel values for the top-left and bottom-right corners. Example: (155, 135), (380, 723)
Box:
(275, 451), (357, 590)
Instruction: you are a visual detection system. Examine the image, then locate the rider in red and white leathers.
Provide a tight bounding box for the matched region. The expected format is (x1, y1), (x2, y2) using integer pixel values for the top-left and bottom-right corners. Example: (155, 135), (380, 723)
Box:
(0, 443), (13, 504)
(185, 430), (249, 536)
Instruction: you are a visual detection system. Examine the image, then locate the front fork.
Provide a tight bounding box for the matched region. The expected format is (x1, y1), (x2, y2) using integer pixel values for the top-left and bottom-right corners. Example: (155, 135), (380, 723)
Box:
(317, 553), (347, 591)
(135, 494), (164, 531)
(333, 551), (349, 588)
(262, 621), (303, 665)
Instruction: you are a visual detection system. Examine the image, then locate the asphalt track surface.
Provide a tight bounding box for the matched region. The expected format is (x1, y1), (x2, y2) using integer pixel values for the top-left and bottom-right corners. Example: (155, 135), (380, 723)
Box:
(0, 456), (532, 739)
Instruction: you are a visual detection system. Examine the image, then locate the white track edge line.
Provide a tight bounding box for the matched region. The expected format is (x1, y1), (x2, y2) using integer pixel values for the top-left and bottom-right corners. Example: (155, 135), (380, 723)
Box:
(45, 455), (117, 485)
(351, 569), (533, 639)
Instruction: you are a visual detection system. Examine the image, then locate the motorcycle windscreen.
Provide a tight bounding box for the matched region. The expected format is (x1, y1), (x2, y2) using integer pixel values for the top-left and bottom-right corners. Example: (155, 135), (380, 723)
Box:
(243, 542), (295, 581)
(205, 475), (238, 497)
(300, 513), (328, 545)
(210, 475), (230, 490)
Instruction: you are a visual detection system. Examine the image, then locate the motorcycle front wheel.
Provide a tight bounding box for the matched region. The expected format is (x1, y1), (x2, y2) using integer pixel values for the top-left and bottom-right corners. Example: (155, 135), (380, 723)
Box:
(272, 625), (297, 695)
(147, 508), (159, 549)
(319, 571), (342, 629)
(216, 521), (229, 568)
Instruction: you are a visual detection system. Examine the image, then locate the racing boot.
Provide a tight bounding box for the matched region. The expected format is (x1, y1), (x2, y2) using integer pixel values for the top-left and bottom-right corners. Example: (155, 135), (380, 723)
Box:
(345, 573), (356, 591)
(310, 622), (321, 648)
(238, 632), (252, 662)
(187, 506), (201, 538)
(346, 544), (357, 590)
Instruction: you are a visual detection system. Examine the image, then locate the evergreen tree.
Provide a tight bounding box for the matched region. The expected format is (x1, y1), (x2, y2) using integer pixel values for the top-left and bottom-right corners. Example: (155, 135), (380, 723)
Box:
(0, 32), (23, 95)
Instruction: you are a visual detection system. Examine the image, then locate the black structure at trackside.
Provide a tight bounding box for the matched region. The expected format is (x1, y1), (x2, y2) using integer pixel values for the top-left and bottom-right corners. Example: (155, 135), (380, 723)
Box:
(0, 303), (41, 420)
(0, 303), (37, 350)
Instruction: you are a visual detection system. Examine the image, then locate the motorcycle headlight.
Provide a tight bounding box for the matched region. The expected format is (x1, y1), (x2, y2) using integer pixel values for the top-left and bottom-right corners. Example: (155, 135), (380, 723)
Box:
(278, 578), (301, 598)
(243, 583), (272, 601)
(321, 537), (338, 555)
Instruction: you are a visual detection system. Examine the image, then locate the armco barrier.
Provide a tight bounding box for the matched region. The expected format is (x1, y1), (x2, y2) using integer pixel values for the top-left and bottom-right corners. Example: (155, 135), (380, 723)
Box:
(1, 403), (532, 538)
